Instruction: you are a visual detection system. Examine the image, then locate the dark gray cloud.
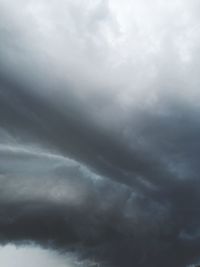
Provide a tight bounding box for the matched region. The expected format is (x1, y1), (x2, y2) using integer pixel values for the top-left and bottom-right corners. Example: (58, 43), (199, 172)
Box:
(1, 1), (200, 267)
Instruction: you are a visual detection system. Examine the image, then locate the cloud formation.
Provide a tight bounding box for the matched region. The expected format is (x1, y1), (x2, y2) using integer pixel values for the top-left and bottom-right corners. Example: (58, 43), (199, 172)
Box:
(1, 0), (200, 266)
(0, 244), (78, 267)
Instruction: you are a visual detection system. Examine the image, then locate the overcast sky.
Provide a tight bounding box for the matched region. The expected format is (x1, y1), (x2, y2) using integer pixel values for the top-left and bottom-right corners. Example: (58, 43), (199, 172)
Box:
(1, 0), (200, 266)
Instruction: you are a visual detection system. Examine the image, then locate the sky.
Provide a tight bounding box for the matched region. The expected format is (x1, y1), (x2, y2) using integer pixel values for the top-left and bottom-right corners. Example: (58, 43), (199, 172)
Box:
(0, 244), (80, 267)
(1, 0), (200, 266)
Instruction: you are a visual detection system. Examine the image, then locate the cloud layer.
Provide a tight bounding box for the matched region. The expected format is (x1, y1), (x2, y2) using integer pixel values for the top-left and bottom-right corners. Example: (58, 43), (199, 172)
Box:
(1, 0), (200, 266)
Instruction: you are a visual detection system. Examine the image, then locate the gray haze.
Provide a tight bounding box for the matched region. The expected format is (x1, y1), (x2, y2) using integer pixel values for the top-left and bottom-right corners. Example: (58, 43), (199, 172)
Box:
(1, 0), (200, 266)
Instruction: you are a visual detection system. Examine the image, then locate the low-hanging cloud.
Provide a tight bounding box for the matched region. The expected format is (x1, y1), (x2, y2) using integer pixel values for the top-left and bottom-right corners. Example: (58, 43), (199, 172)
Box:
(1, 0), (200, 266)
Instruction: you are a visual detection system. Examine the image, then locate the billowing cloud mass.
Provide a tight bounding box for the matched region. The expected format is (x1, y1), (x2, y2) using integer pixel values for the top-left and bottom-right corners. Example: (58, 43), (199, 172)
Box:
(1, 0), (200, 266)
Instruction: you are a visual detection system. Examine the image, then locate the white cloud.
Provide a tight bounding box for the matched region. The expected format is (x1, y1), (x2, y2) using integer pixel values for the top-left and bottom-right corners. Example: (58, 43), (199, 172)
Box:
(1, 0), (200, 113)
(0, 244), (77, 267)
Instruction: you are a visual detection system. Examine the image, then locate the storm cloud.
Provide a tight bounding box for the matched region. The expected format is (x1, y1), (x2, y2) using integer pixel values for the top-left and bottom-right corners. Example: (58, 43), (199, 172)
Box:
(1, 0), (200, 266)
